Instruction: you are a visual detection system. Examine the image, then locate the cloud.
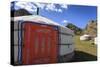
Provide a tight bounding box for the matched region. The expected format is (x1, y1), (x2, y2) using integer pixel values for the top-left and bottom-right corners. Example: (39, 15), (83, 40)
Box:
(45, 4), (64, 13)
(15, 2), (37, 13)
(45, 4), (56, 11)
(45, 4), (57, 12)
(58, 9), (63, 12)
(44, 4), (68, 12)
(35, 3), (46, 9)
(60, 4), (68, 9)
(12, 2), (68, 13)
(62, 20), (68, 24)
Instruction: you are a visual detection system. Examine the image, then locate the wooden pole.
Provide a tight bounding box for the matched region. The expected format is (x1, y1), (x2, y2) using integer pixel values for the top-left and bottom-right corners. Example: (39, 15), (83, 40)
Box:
(37, 7), (39, 15)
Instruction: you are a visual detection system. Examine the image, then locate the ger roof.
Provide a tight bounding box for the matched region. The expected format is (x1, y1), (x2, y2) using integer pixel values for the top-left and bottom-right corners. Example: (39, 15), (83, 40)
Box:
(12, 15), (74, 35)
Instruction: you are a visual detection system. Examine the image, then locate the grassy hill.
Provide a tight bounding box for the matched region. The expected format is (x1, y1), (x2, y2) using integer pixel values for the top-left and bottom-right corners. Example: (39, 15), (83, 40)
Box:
(73, 36), (97, 61)
(84, 20), (97, 37)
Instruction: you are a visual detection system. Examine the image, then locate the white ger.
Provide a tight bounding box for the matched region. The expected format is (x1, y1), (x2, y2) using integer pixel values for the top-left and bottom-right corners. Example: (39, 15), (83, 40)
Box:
(12, 15), (74, 64)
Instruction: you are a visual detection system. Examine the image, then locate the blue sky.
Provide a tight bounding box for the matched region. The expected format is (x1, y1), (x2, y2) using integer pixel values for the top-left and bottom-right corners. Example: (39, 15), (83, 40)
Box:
(11, 2), (97, 29)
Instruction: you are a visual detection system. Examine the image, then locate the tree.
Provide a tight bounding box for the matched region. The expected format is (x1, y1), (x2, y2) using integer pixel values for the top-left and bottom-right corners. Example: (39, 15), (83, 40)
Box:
(11, 9), (32, 17)
(84, 20), (97, 37)
(66, 23), (83, 35)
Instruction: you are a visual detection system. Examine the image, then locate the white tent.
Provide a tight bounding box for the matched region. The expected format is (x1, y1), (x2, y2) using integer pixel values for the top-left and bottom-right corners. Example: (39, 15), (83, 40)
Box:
(12, 15), (74, 64)
(94, 37), (97, 45)
(80, 34), (91, 41)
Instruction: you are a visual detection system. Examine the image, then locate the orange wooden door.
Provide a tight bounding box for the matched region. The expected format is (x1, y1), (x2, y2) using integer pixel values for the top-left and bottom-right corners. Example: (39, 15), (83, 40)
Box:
(22, 22), (58, 64)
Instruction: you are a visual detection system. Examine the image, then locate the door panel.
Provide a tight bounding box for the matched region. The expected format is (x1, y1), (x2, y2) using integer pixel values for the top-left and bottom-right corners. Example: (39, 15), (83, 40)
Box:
(22, 22), (58, 64)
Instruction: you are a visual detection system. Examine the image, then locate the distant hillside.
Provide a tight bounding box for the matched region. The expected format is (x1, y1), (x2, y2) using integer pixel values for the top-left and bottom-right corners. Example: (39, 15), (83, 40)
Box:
(66, 23), (83, 35)
(11, 9), (32, 17)
(66, 20), (97, 36)
(84, 20), (97, 37)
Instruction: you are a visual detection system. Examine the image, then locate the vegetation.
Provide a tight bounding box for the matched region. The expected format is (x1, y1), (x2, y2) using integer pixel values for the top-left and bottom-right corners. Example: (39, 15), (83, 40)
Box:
(73, 36), (97, 61)
(66, 20), (97, 37)
(11, 9), (32, 17)
(66, 21), (97, 61)
(66, 20), (97, 61)
(66, 23), (83, 35)
(84, 20), (97, 37)
(74, 36), (97, 56)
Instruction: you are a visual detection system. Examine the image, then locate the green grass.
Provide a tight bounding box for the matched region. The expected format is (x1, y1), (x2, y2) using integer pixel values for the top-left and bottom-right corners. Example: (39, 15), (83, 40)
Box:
(73, 36), (97, 61)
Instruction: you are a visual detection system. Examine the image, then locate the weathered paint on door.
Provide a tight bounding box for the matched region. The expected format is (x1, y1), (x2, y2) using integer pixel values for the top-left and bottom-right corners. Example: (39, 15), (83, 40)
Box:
(22, 22), (58, 64)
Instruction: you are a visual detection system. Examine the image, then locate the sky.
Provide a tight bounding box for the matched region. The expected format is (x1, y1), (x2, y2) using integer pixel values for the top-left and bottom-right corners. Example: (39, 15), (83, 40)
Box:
(11, 1), (97, 29)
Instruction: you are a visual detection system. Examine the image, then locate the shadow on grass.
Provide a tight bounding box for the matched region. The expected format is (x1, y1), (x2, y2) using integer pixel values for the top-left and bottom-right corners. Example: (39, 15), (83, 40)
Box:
(71, 51), (97, 62)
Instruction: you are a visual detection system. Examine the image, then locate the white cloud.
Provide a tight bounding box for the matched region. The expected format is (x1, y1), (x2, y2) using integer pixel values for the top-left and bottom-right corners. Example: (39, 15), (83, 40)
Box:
(45, 4), (56, 11)
(44, 4), (68, 12)
(35, 3), (46, 9)
(60, 4), (68, 9)
(58, 9), (63, 12)
(16, 2), (28, 8)
(13, 2), (68, 13)
(45, 4), (63, 13)
(62, 20), (68, 24)
(15, 2), (37, 12)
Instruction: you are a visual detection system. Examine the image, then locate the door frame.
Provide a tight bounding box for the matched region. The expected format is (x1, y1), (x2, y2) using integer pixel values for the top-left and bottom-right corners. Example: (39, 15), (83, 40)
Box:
(18, 21), (59, 64)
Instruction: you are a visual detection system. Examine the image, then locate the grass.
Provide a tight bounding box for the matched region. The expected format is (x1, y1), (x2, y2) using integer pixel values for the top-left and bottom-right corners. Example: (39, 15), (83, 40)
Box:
(73, 35), (97, 61)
